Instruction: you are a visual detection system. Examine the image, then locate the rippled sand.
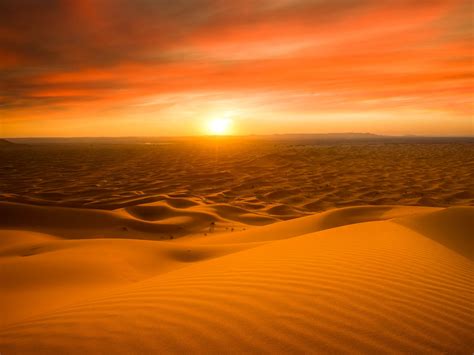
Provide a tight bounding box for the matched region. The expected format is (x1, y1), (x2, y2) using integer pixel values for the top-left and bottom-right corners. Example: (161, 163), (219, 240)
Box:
(1, 137), (473, 353)
(1, 138), (473, 214)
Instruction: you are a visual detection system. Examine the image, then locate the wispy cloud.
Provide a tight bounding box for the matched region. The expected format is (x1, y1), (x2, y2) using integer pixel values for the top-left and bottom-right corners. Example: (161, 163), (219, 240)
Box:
(0, 0), (472, 135)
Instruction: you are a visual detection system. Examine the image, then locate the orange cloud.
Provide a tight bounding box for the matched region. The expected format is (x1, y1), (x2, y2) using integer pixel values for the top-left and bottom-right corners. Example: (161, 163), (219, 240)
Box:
(0, 0), (472, 136)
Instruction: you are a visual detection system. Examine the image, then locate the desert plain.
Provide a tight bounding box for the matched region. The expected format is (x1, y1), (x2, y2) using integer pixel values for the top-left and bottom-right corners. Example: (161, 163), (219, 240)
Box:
(0, 136), (473, 353)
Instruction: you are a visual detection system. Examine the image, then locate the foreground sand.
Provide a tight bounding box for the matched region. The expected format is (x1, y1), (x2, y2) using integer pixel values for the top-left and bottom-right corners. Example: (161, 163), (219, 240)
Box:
(1, 200), (472, 353)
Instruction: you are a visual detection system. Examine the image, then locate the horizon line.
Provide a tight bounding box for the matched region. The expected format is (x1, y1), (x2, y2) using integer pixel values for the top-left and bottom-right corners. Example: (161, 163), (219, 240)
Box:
(3, 133), (474, 140)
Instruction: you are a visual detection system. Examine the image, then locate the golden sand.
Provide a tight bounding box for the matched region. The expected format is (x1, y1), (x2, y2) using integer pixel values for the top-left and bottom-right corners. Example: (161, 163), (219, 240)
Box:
(1, 139), (472, 353)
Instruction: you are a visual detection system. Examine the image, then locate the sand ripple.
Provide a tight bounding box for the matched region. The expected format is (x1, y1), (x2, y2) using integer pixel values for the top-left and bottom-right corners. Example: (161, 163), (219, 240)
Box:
(0, 204), (472, 353)
(1, 141), (472, 215)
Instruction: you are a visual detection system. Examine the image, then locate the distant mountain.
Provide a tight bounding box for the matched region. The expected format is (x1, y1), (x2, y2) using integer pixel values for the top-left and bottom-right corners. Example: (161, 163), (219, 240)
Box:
(0, 138), (15, 145)
(266, 133), (384, 139)
(5, 134), (473, 145)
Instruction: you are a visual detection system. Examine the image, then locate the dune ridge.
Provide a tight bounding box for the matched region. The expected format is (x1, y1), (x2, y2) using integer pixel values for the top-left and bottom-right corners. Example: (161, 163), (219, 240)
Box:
(1, 201), (472, 353)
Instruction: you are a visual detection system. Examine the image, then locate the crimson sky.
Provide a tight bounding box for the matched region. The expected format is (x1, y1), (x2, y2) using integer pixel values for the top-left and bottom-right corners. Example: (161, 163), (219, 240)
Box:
(0, 0), (472, 136)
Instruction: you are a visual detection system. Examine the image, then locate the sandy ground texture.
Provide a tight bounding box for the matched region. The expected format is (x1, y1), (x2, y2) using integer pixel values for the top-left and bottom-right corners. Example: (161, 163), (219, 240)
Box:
(1, 139), (473, 214)
(1, 139), (473, 353)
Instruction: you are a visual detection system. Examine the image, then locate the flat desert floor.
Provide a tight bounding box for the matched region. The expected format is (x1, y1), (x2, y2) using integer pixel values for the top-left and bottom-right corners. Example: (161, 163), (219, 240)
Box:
(0, 137), (473, 353)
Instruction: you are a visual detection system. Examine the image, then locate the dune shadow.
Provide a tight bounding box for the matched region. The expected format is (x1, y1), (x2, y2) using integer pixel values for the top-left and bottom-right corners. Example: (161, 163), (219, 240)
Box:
(394, 207), (474, 261)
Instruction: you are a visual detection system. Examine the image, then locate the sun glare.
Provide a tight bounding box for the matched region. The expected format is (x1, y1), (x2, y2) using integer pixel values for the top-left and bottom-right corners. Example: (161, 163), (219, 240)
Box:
(207, 118), (233, 135)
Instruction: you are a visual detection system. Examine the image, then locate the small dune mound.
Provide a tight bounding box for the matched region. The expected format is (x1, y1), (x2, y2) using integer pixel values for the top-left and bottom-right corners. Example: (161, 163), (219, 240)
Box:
(0, 230), (58, 252)
(205, 204), (277, 225)
(237, 202), (266, 210)
(264, 190), (294, 200)
(163, 197), (200, 208)
(0, 202), (185, 240)
(265, 204), (302, 218)
(0, 201), (278, 241)
(124, 203), (224, 233)
(124, 205), (174, 221)
(302, 200), (326, 211)
(123, 200), (279, 232)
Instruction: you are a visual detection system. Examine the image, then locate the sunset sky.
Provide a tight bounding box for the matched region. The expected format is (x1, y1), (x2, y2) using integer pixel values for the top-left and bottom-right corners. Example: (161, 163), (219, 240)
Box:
(1, 0), (472, 137)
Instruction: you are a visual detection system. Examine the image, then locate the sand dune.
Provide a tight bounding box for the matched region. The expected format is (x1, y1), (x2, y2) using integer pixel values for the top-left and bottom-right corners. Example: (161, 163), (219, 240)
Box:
(0, 201), (273, 240)
(1, 141), (473, 212)
(1, 140), (472, 352)
(1, 201), (472, 353)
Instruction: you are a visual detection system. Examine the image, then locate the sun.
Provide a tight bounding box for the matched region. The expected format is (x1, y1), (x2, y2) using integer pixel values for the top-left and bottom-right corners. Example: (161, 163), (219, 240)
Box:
(206, 118), (233, 135)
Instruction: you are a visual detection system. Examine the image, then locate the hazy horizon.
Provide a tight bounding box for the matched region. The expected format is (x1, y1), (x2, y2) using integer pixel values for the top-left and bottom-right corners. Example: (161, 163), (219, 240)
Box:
(3, 132), (474, 140)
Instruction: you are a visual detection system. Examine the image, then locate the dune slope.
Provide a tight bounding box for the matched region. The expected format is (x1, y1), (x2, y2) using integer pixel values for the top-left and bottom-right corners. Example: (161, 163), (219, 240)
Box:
(0, 203), (472, 353)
